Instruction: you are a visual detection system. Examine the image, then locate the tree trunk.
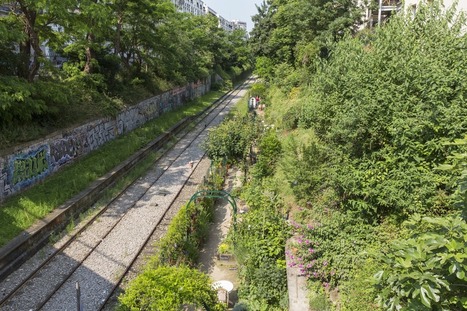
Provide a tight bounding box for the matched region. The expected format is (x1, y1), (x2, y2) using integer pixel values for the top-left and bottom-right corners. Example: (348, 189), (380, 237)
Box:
(115, 14), (122, 56)
(18, 40), (31, 79)
(18, 1), (43, 82)
(84, 32), (95, 74)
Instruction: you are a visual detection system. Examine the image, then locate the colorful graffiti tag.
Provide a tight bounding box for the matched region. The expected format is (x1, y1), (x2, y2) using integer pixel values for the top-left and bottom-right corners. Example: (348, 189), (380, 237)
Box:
(10, 146), (50, 188)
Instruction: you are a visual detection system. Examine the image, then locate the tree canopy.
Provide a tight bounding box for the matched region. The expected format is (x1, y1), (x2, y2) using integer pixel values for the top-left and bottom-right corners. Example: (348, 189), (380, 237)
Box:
(249, 0), (362, 77)
(0, 0), (252, 146)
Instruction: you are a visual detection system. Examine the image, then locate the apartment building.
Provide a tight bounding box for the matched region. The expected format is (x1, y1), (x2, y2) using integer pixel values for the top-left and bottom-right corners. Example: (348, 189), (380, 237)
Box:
(171, 0), (247, 32)
(232, 20), (248, 32)
(404, 0), (467, 13)
(172, 0), (206, 16)
(363, 0), (467, 28)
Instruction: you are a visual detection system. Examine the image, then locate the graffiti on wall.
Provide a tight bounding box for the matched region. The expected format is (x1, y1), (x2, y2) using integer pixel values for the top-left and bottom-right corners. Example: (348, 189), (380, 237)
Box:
(9, 146), (50, 188)
(0, 77), (211, 202)
(0, 160), (10, 198)
(85, 121), (116, 151)
(50, 137), (81, 167)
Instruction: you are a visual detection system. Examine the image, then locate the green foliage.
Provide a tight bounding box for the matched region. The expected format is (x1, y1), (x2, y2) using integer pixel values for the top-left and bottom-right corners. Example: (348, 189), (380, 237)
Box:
(250, 0), (362, 73)
(251, 130), (282, 179)
(235, 205), (289, 269)
(374, 214), (467, 310)
(0, 77), (48, 124)
(279, 129), (333, 203)
(233, 178), (290, 310)
(150, 164), (225, 267)
(203, 115), (259, 164)
(254, 56), (275, 82)
(249, 2), (467, 310)
(0, 13), (22, 75)
(289, 209), (377, 287)
(438, 135), (467, 217)
(118, 265), (225, 311)
(269, 3), (467, 219)
(249, 82), (267, 99)
(0, 0), (252, 142)
(309, 288), (333, 311)
(239, 259), (288, 310)
(338, 256), (382, 311)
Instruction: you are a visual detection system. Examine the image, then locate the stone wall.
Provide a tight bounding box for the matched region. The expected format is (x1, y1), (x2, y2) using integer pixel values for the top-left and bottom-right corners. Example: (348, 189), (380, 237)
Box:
(0, 78), (211, 202)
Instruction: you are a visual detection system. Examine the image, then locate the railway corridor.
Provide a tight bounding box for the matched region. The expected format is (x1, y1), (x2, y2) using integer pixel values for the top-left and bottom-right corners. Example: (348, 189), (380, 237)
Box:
(0, 79), (253, 311)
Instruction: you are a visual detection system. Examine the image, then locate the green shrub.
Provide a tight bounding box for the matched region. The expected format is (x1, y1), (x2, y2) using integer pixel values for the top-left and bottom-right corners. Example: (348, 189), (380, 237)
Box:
(118, 265), (225, 311)
(203, 115), (258, 164)
(239, 259), (288, 310)
(251, 130), (282, 179)
(289, 209), (377, 287)
(278, 129), (334, 204)
(0, 77), (49, 124)
(374, 214), (467, 310)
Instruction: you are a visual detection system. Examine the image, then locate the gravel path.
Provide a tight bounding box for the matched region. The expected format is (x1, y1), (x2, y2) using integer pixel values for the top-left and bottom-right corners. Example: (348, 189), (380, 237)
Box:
(0, 81), (252, 311)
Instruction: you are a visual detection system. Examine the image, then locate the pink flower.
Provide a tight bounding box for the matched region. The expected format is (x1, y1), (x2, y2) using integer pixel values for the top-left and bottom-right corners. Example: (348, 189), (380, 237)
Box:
(323, 261), (328, 266)
(308, 248), (314, 253)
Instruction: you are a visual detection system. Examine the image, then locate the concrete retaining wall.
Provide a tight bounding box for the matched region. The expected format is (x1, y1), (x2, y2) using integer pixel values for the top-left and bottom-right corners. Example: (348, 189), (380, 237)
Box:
(0, 78), (211, 202)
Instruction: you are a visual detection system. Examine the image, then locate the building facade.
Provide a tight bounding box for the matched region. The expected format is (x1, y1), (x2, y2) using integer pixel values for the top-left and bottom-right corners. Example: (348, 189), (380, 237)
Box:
(171, 0), (247, 32)
(362, 0), (467, 28)
(172, 0), (206, 16)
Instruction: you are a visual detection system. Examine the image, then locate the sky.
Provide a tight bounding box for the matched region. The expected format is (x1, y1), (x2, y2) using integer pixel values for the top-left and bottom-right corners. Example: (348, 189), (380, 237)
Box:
(202, 0), (263, 32)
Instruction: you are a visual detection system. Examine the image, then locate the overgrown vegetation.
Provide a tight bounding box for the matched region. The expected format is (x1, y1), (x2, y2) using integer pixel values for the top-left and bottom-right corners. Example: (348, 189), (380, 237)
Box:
(246, 1), (467, 310)
(203, 99), (291, 310)
(0, 0), (253, 149)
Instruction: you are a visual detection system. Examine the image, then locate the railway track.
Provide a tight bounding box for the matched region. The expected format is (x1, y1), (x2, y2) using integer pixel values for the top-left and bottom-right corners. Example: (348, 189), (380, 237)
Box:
(0, 78), (253, 311)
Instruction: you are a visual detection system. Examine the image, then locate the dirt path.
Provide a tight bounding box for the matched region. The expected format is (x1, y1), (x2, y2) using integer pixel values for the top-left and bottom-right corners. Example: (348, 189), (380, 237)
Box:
(197, 168), (243, 308)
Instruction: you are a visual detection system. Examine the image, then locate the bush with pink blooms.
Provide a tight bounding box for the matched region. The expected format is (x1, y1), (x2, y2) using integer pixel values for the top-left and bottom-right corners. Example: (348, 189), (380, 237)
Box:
(287, 209), (378, 288)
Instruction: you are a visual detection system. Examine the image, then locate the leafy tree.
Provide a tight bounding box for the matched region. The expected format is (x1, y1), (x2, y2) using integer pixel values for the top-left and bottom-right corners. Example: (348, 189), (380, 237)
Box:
(250, 0), (362, 71)
(0, 0), (253, 143)
(0, 0), (74, 81)
(0, 9), (23, 75)
(249, 0), (276, 60)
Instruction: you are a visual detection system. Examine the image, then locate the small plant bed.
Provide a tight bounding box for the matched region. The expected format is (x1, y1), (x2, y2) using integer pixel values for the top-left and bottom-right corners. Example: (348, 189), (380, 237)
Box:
(217, 242), (234, 261)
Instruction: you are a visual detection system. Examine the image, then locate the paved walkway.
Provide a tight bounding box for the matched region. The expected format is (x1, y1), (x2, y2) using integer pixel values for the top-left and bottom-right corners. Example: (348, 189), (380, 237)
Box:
(286, 237), (311, 310)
